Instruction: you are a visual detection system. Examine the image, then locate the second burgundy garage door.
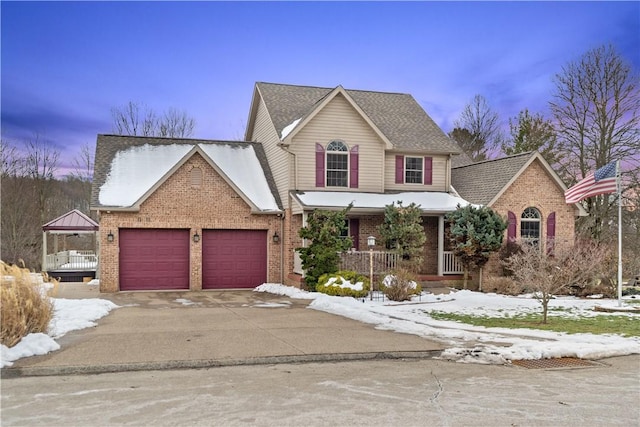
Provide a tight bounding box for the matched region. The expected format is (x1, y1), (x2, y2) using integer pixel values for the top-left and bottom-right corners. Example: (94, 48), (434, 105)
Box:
(202, 229), (267, 289)
(119, 229), (190, 291)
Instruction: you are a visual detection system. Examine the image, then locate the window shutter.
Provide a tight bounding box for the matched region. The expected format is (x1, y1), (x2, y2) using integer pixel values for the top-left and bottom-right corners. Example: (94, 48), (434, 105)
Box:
(350, 145), (359, 188)
(546, 212), (556, 254)
(424, 156), (433, 185)
(507, 211), (517, 242)
(395, 155), (404, 184)
(315, 143), (325, 187)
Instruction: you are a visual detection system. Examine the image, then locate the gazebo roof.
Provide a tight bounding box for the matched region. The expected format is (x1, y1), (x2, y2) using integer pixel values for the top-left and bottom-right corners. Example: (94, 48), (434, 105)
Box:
(42, 209), (99, 232)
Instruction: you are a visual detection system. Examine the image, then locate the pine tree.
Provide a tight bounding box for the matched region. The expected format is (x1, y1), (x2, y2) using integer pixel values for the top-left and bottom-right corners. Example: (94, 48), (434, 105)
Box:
(378, 201), (426, 273)
(445, 204), (507, 289)
(298, 205), (353, 290)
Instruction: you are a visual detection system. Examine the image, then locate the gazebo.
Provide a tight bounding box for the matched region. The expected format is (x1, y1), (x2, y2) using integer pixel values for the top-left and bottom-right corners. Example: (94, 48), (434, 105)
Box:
(42, 209), (99, 282)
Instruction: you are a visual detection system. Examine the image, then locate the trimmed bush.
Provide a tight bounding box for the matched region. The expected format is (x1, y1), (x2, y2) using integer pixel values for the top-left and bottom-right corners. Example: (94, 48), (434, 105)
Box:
(381, 269), (422, 302)
(316, 270), (370, 298)
(1, 261), (55, 348)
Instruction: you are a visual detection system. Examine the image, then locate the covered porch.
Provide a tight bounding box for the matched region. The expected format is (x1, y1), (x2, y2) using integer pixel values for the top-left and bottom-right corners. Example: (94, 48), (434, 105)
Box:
(42, 209), (99, 282)
(290, 190), (469, 280)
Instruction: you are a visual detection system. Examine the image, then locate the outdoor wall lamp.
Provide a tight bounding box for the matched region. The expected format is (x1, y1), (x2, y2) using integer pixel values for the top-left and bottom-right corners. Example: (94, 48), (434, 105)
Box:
(367, 235), (376, 248)
(107, 231), (114, 243)
(273, 231), (280, 244)
(193, 231), (200, 243)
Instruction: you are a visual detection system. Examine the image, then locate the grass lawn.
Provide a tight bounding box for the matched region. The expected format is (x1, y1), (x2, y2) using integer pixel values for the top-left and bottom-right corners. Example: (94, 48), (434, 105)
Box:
(428, 311), (640, 337)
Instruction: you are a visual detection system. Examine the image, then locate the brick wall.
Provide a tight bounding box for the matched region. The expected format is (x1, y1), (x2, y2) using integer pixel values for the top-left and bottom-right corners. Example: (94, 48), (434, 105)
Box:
(485, 159), (577, 276)
(98, 153), (281, 292)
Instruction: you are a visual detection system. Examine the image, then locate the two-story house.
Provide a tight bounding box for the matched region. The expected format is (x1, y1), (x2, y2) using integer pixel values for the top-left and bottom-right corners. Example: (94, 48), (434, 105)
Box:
(91, 82), (585, 292)
(244, 82), (476, 287)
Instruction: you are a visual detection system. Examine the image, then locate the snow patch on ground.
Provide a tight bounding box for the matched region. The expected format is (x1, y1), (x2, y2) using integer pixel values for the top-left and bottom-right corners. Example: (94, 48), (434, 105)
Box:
(258, 284), (640, 365)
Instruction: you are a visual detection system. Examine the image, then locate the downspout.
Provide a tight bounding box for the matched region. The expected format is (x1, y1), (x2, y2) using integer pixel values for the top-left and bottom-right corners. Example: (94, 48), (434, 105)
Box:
(280, 211), (285, 285)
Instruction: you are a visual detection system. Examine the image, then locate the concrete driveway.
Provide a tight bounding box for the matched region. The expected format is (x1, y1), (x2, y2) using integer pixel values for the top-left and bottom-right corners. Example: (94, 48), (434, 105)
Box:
(4, 284), (445, 377)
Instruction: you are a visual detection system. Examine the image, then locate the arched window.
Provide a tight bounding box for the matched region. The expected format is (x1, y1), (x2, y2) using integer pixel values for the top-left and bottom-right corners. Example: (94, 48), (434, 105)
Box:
(521, 207), (541, 246)
(326, 140), (348, 187)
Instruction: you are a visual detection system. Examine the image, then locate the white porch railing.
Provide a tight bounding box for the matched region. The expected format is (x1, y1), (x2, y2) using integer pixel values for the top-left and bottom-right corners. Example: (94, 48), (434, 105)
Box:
(294, 249), (463, 276)
(443, 251), (464, 274)
(339, 251), (400, 275)
(44, 250), (97, 271)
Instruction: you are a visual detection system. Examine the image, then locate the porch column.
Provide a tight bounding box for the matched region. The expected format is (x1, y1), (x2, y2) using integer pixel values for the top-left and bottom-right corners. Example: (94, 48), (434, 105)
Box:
(437, 216), (444, 276)
(42, 231), (47, 271)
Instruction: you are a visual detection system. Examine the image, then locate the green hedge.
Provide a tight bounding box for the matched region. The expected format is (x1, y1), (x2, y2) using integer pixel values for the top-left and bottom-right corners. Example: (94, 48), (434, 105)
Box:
(316, 270), (370, 298)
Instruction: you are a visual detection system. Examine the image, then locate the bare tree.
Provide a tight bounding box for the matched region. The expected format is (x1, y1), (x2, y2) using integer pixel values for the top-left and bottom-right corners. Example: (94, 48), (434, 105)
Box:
(503, 240), (608, 323)
(502, 109), (562, 168)
(111, 101), (195, 138)
(550, 44), (640, 241)
(451, 94), (503, 161)
(70, 142), (94, 182)
(23, 135), (60, 225)
(158, 107), (196, 138)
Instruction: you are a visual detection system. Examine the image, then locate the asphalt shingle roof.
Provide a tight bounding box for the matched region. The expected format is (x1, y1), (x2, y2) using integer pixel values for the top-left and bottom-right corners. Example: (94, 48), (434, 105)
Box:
(90, 134), (282, 210)
(451, 152), (534, 206)
(256, 82), (461, 153)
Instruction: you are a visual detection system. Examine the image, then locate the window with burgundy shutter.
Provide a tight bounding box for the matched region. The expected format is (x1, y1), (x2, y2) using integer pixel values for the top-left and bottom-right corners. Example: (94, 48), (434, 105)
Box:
(395, 155), (404, 184)
(546, 212), (556, 254)
(349, 145), (359, 188)
(315, 143), (325, 187)
(507, 211), (517, 242)
(424, 156), (433, 185)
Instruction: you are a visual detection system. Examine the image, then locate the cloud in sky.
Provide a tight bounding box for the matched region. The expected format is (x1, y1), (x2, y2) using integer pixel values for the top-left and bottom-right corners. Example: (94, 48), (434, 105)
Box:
(1, 1), (638, 173)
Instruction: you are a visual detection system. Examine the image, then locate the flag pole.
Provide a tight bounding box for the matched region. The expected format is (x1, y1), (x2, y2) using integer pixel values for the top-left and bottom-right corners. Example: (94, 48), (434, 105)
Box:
(617, 160), (623, 307)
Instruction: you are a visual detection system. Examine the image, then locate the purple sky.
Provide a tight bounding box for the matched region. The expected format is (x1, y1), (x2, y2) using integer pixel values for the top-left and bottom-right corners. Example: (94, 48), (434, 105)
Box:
(2, 1), (639, 176)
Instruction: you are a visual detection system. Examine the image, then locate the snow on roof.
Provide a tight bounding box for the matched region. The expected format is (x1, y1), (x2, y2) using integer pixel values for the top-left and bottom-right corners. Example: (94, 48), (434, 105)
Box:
(280, 117), (301, 140)
(198, 144), (280, 212)
(98, 143), (280, 211)
(294, 191), (476, 212)
(99, 144), (192, 207)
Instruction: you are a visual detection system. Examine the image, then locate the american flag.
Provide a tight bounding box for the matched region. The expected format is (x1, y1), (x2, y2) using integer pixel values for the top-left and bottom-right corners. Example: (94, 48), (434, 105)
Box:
(565, 161), (618, 204)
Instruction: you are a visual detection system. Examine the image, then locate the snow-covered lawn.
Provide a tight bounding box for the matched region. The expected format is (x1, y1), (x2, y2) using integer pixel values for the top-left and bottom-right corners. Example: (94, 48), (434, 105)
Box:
(2, 282), (639, 368)
(0, 297), (118, 368)
(256, 284), (640, 365)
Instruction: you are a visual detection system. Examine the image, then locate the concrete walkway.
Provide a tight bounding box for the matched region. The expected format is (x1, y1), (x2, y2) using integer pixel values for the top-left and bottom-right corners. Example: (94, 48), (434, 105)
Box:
(3, 283), (445, 377)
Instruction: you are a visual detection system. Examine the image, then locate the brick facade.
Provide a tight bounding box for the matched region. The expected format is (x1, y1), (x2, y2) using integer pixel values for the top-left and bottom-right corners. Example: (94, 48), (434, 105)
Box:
(485, 159), (577, 276)
(98, 153), (281, 292)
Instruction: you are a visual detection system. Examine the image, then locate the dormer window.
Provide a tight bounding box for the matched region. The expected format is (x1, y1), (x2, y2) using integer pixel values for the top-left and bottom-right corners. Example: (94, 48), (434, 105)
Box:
(326, 140), (348, 187)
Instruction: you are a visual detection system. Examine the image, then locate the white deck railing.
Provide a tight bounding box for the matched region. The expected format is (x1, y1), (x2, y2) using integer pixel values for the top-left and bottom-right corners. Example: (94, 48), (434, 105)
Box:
(44, 250), (97, 271)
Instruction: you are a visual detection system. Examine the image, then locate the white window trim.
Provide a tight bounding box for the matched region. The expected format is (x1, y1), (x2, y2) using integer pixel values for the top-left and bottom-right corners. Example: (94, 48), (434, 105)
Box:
(404, 156), (423, 185)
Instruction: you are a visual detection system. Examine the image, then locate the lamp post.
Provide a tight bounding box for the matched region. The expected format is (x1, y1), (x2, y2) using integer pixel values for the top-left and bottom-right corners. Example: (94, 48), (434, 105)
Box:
(367, 236), (376, 300)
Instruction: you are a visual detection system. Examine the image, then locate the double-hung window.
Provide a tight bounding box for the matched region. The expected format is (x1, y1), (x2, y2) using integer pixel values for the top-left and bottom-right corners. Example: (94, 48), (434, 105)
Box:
(326, 140), (348, 187)
(521, 207), (541, 247)
(405, 157), (423, 184)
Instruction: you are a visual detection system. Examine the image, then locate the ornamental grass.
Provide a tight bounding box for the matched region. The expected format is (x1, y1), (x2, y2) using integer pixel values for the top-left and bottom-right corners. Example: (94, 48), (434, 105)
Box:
(1, 261), (55, 348)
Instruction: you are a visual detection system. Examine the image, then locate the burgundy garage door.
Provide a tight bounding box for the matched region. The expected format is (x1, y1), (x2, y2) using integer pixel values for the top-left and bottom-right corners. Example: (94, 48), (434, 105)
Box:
(119, 229), (190, 291)
(202, 230), (267, 289)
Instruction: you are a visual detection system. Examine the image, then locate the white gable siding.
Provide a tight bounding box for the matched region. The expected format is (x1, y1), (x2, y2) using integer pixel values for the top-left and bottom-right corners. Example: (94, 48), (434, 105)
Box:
(249, 97), (291, 209)
(384, 153), (448, 192)
(291, 93), (385, 192)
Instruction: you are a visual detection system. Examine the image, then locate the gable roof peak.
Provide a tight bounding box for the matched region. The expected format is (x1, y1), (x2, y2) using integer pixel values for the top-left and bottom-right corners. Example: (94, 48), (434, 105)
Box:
(254, 81), (461, 153)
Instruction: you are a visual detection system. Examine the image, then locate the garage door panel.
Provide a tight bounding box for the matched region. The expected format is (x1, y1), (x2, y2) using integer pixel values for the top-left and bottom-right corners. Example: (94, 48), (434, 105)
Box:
(202, 230), (267, 289)
(119, 229), (190, 291)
